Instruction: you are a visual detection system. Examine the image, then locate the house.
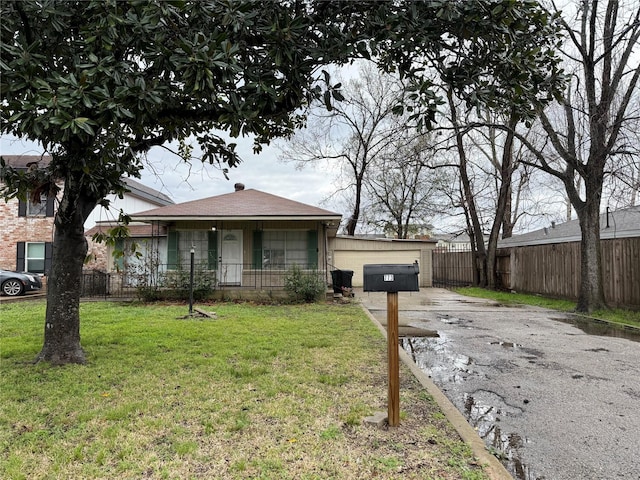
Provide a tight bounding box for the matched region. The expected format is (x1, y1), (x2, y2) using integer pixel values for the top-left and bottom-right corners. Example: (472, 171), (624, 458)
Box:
(431, 232), (488, 252)
(498, 205), (640, 248)
(0, 154), (173, 275)
(129, 183), (342, 290)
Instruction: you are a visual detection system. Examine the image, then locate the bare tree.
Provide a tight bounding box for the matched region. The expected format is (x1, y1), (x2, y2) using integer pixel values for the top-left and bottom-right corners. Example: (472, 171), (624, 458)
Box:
(364, 132), (450, 238)
(517, 0), (640, 312)
(279, 63), (408, 235)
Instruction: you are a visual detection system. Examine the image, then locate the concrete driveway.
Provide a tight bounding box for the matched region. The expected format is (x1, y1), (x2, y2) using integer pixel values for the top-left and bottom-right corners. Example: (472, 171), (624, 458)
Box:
(359, 288), (640, 480)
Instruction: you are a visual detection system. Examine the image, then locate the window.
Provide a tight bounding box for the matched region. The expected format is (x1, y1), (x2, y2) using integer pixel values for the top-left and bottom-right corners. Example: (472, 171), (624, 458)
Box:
(178, 230), (208, 266)
(26, 242), (46, 273)
(262, 231), (310, 269)
(18, 194), (53, 217)
(27, 195), (47, 217)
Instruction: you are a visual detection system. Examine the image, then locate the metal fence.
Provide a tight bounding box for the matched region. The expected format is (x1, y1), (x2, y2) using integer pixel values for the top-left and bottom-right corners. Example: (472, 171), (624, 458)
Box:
(81, 263), (328, 300)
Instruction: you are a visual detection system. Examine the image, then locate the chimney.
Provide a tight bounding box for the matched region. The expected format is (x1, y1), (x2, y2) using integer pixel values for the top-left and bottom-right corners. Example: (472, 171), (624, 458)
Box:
(234, 183), (245, 191)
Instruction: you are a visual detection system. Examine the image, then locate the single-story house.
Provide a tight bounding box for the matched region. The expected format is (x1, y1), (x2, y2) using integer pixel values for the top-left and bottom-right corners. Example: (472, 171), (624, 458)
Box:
(129, 183), (341, 290)
(498, 205), (640, 248)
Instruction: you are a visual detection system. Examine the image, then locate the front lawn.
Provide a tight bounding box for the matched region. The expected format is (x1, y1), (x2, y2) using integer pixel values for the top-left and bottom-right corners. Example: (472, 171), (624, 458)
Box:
(0, 300), (488, 480)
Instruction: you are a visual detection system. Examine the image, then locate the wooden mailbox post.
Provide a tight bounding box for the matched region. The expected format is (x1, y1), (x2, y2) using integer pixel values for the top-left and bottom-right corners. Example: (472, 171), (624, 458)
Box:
(363, 262), (419, 427)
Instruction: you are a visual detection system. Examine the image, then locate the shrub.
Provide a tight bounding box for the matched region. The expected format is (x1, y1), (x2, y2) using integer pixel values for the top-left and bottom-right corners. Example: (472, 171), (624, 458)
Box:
(136, 264), (216, 302)
(284, 265), (326, 303)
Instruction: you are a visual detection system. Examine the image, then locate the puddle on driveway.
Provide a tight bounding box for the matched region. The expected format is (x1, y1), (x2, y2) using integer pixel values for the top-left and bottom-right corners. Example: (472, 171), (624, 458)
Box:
(551, 315), (640, 342)
(463, 391), (541, 480)
(401, 334), (542, 480)
(401, 334), (473, 384)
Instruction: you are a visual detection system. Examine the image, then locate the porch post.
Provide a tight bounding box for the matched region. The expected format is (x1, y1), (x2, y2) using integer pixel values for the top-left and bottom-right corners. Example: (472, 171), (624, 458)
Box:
(189, 246), (195, 314)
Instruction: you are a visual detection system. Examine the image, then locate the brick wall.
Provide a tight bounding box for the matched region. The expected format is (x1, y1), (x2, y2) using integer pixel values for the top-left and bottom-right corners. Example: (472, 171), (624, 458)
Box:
(0, 196), (55, 271)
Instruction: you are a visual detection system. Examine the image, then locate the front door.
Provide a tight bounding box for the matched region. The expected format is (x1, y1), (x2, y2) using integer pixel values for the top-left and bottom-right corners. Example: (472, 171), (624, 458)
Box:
(219, 230), (242, 285)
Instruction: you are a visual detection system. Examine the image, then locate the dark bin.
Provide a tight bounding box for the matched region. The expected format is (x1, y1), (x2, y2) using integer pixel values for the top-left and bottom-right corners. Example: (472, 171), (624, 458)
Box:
(331, 269), (354, 294)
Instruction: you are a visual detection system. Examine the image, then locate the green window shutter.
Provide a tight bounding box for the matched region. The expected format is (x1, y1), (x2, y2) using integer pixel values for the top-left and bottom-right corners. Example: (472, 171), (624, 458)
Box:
(208, 230), (218, 270)
(167, 231), (179, 269)
(307, 230), (318, 269)
(115, 238), (125, 270)
(252, 231), (263, 269)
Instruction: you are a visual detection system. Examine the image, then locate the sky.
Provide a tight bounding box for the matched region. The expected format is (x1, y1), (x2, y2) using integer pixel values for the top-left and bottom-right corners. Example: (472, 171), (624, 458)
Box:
(0, 133), (343, 214)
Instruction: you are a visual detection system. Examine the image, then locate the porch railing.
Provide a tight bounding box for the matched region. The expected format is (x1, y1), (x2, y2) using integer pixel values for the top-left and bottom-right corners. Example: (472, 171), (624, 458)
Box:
(81, 263), (328, 299)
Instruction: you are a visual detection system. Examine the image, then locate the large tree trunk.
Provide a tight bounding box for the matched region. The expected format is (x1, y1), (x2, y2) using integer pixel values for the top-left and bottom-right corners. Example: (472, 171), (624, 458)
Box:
(573, 172), (607, 313)
(35, 175), (98, 365)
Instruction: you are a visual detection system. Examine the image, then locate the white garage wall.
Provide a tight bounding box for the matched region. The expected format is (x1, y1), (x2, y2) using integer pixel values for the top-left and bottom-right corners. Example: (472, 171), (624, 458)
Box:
(329, 236), (435, 288)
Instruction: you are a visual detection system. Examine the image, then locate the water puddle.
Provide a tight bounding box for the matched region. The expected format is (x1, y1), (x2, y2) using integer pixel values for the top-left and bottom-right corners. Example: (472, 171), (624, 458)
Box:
(490, 341), (522, 348)
(401, 334), (473, 384)
(439, 315), (472, 326)
(464, 391), (541, 479)
(401, 335), (542, 479)
(551, 315), (640, 342)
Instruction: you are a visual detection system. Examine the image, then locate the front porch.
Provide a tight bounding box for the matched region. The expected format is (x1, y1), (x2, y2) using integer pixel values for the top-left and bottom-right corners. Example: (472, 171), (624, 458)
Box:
(81, 263), (331, 301)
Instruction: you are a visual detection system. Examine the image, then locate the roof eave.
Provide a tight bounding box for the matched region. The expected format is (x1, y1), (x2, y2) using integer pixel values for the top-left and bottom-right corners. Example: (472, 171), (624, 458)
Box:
(498, 229), (640, 248)
(131, 215), (342, 222)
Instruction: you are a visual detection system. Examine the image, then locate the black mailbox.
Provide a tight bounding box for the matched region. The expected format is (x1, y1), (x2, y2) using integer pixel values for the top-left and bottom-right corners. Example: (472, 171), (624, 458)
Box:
(363, 262), (419, 292)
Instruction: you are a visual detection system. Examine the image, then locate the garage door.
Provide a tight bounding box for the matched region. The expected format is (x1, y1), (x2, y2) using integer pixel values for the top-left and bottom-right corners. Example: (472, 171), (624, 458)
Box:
(333, 250), (421, 287)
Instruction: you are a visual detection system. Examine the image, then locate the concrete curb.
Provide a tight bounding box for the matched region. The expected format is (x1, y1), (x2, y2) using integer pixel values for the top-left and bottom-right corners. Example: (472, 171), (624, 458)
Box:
(360, 303), (513, 480)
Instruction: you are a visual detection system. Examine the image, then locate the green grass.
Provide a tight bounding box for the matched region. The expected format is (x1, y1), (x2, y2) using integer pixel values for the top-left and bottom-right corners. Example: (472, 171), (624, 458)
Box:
(0, 300), (488, 480)
(455, 287), (640, 328)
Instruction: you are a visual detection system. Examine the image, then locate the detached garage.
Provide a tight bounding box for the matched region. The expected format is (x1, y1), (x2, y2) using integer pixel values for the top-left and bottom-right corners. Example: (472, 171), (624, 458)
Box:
(328, 236), (436, 288)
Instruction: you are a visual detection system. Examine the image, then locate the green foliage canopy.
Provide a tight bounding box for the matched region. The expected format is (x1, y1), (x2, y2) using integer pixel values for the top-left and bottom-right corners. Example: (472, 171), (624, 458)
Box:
(1, 1), (563, 203)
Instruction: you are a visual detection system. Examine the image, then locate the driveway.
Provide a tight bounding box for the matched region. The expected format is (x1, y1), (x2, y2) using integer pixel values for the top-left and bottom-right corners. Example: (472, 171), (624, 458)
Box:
(359, 288), (640, 480)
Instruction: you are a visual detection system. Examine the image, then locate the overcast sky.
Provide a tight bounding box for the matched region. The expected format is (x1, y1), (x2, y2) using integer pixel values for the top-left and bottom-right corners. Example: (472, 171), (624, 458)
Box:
(0, 133), (342, 213)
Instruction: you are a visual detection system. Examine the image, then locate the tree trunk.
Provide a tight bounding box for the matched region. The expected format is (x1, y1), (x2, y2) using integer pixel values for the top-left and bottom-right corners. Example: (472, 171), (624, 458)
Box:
(447, 88), (487, 286)
(487, 112), (518, 289)
(574, 185), (607, 313)
(345, 175), (363, 236)
(35, 175), (98, 365)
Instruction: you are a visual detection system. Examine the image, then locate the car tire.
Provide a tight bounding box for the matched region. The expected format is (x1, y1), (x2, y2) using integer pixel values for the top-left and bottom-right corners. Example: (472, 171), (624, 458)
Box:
(2, 279), (24, 296)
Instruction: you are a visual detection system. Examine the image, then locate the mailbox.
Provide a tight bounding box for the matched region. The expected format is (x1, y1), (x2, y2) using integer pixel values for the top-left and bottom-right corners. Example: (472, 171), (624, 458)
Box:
(363, 262), (419, 292)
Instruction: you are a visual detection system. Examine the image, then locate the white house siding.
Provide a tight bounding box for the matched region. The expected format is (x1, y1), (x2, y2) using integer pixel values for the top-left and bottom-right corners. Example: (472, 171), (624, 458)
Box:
(329, 237), (435, 288)
(85, 195), (166, 230)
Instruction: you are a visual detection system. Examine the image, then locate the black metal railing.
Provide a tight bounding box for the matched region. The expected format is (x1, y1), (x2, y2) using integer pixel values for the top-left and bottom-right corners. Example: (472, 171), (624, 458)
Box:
(81, 263), (328, 299)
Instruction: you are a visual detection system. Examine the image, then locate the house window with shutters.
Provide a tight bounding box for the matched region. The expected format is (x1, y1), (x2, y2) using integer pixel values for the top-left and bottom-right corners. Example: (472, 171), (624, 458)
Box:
(18, 194), (55, 217)
(17, 242), (52, 274)
(27, 196), (47, 216)
(256, 230), (318, 269)
(166, 230), (218, 270)
(26, 243), (46, 272)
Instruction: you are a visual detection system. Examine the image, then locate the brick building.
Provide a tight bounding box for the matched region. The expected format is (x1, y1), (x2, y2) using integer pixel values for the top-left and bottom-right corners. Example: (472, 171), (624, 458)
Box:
(0, 154), (173, 274)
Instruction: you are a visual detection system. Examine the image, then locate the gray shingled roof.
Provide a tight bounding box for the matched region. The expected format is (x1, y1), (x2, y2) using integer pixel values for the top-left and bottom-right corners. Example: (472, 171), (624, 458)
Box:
(1, 154), (49, 169)
(499, 205), (640, 247)
(131, 188), (342, 221)
(121, 177), (174, 206)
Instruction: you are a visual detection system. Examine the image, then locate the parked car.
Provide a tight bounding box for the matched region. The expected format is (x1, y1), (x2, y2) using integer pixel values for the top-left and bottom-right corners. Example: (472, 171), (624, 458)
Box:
(0, 269), (43, 296)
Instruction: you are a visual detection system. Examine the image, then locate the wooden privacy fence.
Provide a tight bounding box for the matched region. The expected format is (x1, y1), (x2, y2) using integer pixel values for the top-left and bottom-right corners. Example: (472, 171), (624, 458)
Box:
(432, 248), (475, 287)
(432, 237), (640, 310)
